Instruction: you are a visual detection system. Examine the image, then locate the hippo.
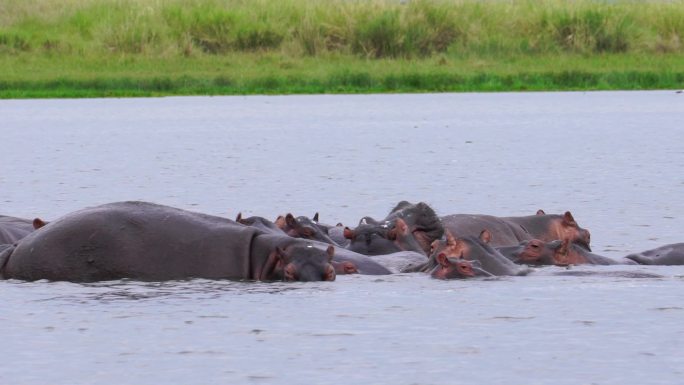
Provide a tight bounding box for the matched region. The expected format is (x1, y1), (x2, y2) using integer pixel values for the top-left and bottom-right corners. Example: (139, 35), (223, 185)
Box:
(441, 210), (591, 250)
(344, 201), (444, 256)
(236, 213), (285, 234)
(504, 210), (591, 250)
(383, 201), (445, 253)
(236, 213), (386, 275)
(499, 239), (622, 266)
(274, 213), (341, 246)
(344, 218), (426, 256)
(326, 224), (351, 248)
(0, 215), (36, 244)
(625, 243), (684, 265)
(368, 251), (428, 274)
(0, 202), (336, 282)
(418, 230), (532, 278)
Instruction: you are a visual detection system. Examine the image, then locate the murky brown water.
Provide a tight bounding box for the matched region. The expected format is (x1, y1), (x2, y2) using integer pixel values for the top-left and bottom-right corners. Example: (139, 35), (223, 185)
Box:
(1, 91), (683, 384)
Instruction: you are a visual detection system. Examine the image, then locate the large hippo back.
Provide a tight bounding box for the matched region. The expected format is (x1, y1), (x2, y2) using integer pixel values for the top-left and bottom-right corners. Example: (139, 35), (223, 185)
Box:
(3, 202), (261, 282)
(441, 214), (530, 247)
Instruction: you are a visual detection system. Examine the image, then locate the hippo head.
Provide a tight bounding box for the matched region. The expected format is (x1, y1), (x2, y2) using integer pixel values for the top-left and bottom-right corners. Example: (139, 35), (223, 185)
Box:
(275, 213), (336, 244)
(509, 239), (557, 265)
(331, 260), (359, 275)
(555, 211), (591, 251)
(546, 239), (589, 266)
(512, 238), (587, 266)
(344, 218), (425, 256)
(428, 229), (508, 277)
(261, 242), (336, 282)
(426, 231), (478, 279)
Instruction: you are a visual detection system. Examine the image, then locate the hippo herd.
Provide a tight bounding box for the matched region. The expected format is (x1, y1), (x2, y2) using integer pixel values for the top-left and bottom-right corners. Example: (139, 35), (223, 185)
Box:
(0, 200), (682, 282)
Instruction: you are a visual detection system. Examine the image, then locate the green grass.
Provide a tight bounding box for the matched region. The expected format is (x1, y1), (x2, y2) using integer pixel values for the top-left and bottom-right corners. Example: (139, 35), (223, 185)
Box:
(1, 0), (683, 97)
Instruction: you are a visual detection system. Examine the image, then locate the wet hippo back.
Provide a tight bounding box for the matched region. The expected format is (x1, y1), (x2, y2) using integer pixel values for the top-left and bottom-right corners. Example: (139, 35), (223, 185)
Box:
(441, 214), (530, 247)
(0, 215), (35, 244)
(3, 202), (262, 282)
(625, 243), (684, 265)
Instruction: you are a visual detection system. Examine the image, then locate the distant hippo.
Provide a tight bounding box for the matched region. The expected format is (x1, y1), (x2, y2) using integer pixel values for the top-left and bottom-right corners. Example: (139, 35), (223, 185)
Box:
(419, 230), (532, 278)
(625, 243), (684, 265)
(499, 239), (622, 266)
(0, 202), (336, 282)
(0, 215), (36, 244)
(441, 210), (591, 250)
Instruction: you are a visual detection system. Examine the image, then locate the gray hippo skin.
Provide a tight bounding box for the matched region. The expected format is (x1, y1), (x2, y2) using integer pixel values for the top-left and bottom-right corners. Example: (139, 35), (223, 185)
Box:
(626, 243), (684, 265)
(498, 239), (622, 266)
(441, 210), (591, 250)
(0, 215), (36, 244)
(418, 230), (532, 278)
(275, 213), (341, 246)
(1, 202), (336, 282)
(236, 214), (387, 275)
(345, 218), (426, 256)
(345, 201), (444, 256)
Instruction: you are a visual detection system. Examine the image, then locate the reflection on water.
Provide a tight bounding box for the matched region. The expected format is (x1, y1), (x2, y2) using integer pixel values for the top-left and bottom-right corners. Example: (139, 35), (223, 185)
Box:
(1, 91), (684, 384)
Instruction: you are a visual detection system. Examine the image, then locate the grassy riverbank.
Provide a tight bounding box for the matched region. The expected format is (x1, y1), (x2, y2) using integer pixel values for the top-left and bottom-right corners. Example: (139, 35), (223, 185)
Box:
(1, 0), (683, 97)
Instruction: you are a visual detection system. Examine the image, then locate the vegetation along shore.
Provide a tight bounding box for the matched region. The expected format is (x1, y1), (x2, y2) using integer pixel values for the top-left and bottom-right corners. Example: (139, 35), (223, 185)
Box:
(1, 0), (683, 98)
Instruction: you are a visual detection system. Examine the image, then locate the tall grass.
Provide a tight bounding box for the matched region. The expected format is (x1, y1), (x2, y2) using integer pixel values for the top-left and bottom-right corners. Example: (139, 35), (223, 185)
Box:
(1, 0), (684, 58)
(1, 0), (683, 97)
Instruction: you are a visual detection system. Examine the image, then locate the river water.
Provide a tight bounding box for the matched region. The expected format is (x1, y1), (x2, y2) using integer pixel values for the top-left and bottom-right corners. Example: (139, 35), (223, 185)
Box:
(1, 91), (683, 384)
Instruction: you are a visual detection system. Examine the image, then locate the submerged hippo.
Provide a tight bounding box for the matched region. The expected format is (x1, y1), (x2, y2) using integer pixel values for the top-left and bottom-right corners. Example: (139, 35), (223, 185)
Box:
(236, 213), (387, 275)
(625, 243), (684, 265)
(345, 218), (426, 256)
(441, 210), (591, 250)
(0, 202), (336, 282)
(499, 239), (621, 266)
(345, 201), (444, 256)
(417, 230), (532, 278)
(275, 213), (340, 246)
(0, 215), (36, 244)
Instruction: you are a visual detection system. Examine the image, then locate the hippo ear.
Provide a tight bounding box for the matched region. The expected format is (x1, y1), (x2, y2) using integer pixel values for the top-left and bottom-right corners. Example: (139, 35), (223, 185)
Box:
(285, 213), (298, 228)
(326, 245), (335, 262)
(235, 212), (243, 223)
(336, 222), (343, 227)
(536, 209), (546, 215)
(445, 229), (458, 246)
(395, 218), (409, 235)
(32, 218), (47, 229)
(562, 211), (577, 226)
(274, 215), (287, 229)
(343, 227), (354, 239)
(479, 229), (492, 244)
(430, 240), (440, 254)
(260, 247), (285, 281)
(313, 212), (319, 222)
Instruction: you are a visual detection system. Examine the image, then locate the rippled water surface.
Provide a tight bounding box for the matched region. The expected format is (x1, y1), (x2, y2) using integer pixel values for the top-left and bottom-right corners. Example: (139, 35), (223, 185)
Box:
(1, 92), (683, 384)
